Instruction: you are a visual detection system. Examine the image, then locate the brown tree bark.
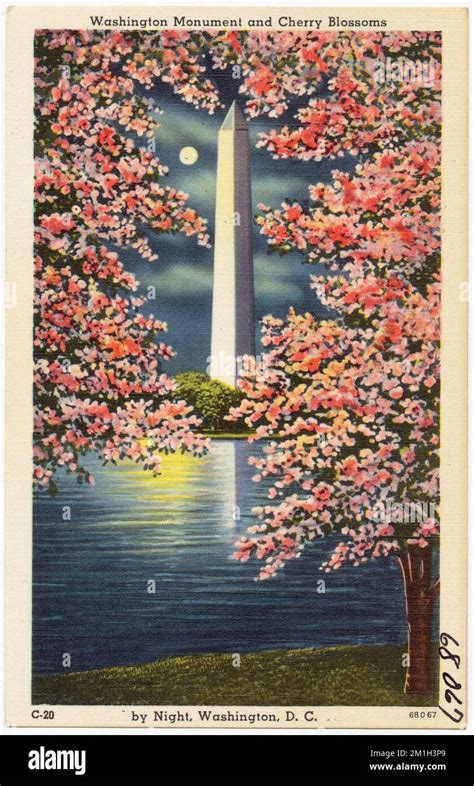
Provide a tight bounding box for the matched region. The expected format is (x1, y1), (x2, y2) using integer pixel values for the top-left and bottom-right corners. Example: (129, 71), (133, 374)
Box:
(398, 543), (440, 695)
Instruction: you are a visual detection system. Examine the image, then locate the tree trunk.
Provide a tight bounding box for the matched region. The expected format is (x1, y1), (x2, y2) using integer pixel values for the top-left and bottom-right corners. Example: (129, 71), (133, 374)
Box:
(398, 544), (440, 695)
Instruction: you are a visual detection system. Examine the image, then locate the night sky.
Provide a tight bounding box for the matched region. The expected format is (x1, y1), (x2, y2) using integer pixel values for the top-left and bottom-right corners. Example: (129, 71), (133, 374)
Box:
(127, 65), (356, 374)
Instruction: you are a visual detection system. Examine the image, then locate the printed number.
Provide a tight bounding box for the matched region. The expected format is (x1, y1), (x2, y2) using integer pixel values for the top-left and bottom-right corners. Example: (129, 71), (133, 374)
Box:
(408, 711), (437, 719)
(31, 710), (55, 719)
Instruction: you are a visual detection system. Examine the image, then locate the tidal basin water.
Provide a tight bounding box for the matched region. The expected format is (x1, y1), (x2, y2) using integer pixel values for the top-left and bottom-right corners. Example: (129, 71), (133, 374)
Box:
(33, 440), (407, 677)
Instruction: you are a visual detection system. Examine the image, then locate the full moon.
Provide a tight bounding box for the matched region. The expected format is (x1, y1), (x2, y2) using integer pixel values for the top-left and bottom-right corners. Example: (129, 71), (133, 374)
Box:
(179, 146), (199, 165)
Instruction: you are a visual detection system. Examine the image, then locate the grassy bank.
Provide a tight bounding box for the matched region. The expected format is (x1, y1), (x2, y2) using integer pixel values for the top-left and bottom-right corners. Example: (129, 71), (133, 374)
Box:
(33, 645), (438, 706)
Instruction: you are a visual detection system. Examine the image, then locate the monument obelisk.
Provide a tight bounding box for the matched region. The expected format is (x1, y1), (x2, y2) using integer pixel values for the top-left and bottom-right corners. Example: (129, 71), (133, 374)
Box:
(210, 101), (255, 387)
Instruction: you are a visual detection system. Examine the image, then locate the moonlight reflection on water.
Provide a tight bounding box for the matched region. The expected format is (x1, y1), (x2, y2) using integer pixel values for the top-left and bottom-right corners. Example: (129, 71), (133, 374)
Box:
(33, 440), (406, 677)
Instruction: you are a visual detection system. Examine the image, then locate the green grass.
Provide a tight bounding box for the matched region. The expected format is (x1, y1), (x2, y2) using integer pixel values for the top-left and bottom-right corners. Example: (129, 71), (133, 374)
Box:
(33, 645), (438, 706)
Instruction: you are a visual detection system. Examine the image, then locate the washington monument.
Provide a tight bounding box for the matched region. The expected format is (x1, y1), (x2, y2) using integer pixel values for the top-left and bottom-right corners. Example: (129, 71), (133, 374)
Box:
(210, 101), (255, 387)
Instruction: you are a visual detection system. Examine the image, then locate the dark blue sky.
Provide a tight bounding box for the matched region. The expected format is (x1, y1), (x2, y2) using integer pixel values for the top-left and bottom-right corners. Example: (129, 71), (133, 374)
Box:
(126, 67), (356, 374)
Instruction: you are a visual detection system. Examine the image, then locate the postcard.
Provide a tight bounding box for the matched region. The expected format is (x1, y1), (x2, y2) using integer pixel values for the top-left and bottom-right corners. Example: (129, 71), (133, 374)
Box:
(5, 6), (468, 729)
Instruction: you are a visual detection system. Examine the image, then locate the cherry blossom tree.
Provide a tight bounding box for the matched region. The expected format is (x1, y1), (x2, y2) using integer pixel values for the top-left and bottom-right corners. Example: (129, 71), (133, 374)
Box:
(228, 275), (439, 695)
(87, 30), (440, 137)
(218, 31), (441, 695)
(34, 30), (213, 493)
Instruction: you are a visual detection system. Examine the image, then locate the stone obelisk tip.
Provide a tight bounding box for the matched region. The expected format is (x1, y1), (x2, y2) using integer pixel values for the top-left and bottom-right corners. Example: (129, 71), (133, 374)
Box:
(220, 101), (248, 131)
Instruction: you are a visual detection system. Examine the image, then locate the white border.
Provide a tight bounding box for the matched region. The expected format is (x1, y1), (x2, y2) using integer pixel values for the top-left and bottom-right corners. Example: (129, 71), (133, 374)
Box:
(1, 0), (471, 738)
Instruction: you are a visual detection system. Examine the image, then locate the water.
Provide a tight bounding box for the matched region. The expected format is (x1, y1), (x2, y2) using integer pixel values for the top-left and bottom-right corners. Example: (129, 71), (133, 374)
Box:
(33, 440), (407, 677)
